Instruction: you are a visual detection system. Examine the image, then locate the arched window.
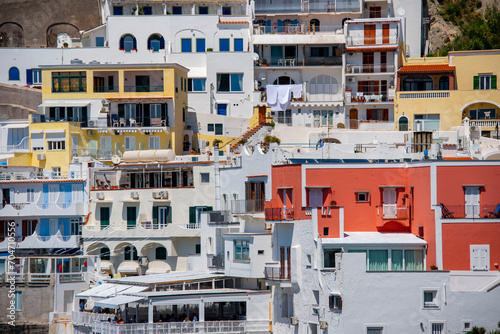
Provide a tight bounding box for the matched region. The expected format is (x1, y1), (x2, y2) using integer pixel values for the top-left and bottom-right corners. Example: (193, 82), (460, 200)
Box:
(8, 67), (20, 81)
(273, 76), (295, 85)
(124, 245), (138, 260)
(156, 247), (167, 260)
(100, 247), (110, 261)
(120, 34), (137, 52)
(283, 19), (293, 27)
(439, 76), (449, 90)
(148, 34), (165, 52)
(402, 75), (433, 92)
(310, 19), (320, 31)
(254, 19), (266, 27)
(398, 116), (409, 131)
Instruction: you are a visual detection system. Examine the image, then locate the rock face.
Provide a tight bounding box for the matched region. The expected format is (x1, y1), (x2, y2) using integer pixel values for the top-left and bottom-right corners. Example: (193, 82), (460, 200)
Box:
(427, 0), (460, 54)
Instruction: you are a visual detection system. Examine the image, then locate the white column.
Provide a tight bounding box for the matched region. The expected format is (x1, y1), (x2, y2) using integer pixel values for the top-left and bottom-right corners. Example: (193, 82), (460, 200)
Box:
(148, 300), (153, 323)
(339, 206), (344, 238)
(199, 299), (205, 321)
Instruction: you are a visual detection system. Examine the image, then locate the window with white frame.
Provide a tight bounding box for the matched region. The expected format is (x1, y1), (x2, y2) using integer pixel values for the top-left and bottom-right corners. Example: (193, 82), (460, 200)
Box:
(125, 136), (136, 151)
(479, 75), (491, 90)
(277, 110), (292, 125)
(46, 132), (66, 151)
(470, 245), (489, 271)
(52, 167), (61, 177)
(234, 240), (250, 260)
(329, 295), (342, 310)
(200, 173), (210, 184)
(367, 327), (383, 334)
(423, 290), (438, 308)
(14, 291), (22, 311)
(149, 136), (160, 150)
(216, 73), (243, 92)
(356, 191), (370, 202)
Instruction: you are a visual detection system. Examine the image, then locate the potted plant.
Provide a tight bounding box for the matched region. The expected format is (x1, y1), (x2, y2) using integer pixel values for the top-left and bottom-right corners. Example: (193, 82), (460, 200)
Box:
(63, 43), (69, 48)
(206, 48), (213, 52)
(213, 139), (223, 148)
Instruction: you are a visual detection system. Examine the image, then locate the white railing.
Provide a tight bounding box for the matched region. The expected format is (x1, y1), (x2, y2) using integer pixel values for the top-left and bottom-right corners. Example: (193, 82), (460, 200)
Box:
(382, 205), (408, 219)
(28, 273), (52, 284)
(399, 92), (450, 99)
(470, 119), (500, 128)
(91, 320), (271, 334)
(253, 24), (343, 35)
(72, 311), (114, 326)
(180, 223), (201, 229)
(59, 273), (85, 283)
(0, 170), (87, 181)
(140, 222), (169, 230)
(346, 64), (395, 74)
(305, 207), (313, 216)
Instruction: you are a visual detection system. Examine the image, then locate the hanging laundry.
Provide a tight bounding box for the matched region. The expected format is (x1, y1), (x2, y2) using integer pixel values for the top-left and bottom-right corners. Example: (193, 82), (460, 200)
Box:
(266, 84), (303, 111)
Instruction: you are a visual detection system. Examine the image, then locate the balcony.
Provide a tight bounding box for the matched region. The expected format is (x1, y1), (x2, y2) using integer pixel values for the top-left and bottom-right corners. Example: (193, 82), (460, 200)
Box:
(264, 263), (290, 281)
(231, 199), (265, 215)
(469, 119), (500, 130)
(254, 0), (360, 14)
(91, 320), (271, 334)
(265, 207), (294, 221)
(346, 34), (398, 46)
(72, 311), (114, 326)
(345, 90), (395, 105)
(0, 201), (84, 217)
(0, 136), (29, 153)
(440, 204), (500, 219)
(346, 64), (395, 74)
(381, 205), (408, 220)
(86, 116), (169, 129)
(352, 120), (394, 131)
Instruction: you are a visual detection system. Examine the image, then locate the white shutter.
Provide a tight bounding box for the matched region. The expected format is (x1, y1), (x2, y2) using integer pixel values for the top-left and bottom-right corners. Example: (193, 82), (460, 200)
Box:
(465, 186), (480, 218)
(125, 136), (136, 151)
(471, 245), (489, 271)
(383, 188), (397, 218)
(31, 133), (44, 150)
(149, 136), (160, 150)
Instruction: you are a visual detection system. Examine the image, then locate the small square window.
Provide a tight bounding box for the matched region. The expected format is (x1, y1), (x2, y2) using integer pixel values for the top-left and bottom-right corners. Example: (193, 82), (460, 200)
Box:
(329, 295), (342, 310)
(172, 6), (182, 14)
(199, 6), (208, 14)
(113, 6), (123, 15)
(143, 6), (152, 15)
(258, 250), (264, 255)
(323, 249), (340, 269)
(356, 192), (370, 202)
(200, 173), (210, 184)
(323, 227), (329, 236)
(423, 290), (438, 308)
(222, 6), (231, 15)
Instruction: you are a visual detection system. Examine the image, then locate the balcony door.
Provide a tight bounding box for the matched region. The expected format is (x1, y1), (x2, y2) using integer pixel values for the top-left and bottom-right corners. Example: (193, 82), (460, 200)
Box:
(383, 188), (397, 218)
(364, 24), (376, 45)
(465, 186), (480, 218)
(349, 109), (358, 129)
(382, 24), (390, 44)
(271, 46), (283, 66)
(363, 52), (374, 73)
(245, 181), (265, 212)
(135, 75), (150, 92)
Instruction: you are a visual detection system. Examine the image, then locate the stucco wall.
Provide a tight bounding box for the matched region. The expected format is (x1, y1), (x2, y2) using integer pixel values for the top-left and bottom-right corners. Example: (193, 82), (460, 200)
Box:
(0, 84), (41, 119)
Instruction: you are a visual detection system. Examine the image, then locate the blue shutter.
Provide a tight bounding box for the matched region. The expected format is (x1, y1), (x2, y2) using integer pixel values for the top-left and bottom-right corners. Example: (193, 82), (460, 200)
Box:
(265, 20), (272, 33)
(160, 36), (165, 50)
(119, 37), (124, 50)
(292, 19), (299, 26)
(26, 69), (33, 85)
(217, 104), (227, 116)
(277, 20), (283, 33)
(196, 38), (205, 52)
(234, 38), (243, 52)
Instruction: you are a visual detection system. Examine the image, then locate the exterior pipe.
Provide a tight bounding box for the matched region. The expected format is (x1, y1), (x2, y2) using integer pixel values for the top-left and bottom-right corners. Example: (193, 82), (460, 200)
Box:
(214, 145), (221, 210)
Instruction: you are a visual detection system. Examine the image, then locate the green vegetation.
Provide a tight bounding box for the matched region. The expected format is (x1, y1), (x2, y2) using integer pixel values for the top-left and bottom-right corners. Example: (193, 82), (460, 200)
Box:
(264, 135), (281, 144)
(466, 325), (500, 334)
(432, 1), (500, 56)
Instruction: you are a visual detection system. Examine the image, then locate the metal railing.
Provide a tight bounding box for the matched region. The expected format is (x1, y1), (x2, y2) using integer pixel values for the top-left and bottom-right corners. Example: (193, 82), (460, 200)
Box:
(440, 204), (500, 219)
(28, 273), (51, 284)
(346, 64), (395, 74)
(93, 85), (119, 93)
(231, 199), (265, 214)
(381, 205), (408, 219)
(255, 0), (360, 13)
(124, 85), (164, 93)
(72, 311), (114, 326)
(140, 221), (170, 229)
(91, 320), (271, 334)
(0, 170), (87, 181)
(181, 223), (201, 229)
(207, 210), (232, 225)
(59, 273), (84, 283)
(265, 207), (294, 221)
(264, 265), (290, 280)
(253, 24), (343, 35)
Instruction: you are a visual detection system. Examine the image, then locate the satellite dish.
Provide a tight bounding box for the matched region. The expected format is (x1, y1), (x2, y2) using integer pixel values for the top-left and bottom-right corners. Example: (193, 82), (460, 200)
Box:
(251, 53), (259, 61)
(111, 155), (121, 165)
(398, 8), (406, 16)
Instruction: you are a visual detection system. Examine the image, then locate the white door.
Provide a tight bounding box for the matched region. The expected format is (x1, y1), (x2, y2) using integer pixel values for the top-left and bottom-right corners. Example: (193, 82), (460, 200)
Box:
(72, 184), (83, 203)
(48, 185), (58, 203)
(383, 188), (397, 218)
(465, 186), (480, 218)
(149, 136), (160, 150)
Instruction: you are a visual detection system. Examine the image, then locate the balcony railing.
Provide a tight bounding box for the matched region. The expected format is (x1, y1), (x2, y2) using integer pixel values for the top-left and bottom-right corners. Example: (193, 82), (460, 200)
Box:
(139, 221), (169, 230)
(0, 136), (29, 153)
(264, 264), (290, 280)
(91, 320), (271, 334)
(72, 311), (114, 326)
(346, 64), (395, 74)
(381, 205), (408, 219)
(469, 119), (500, 128)
(253, 24), (344, 35)
(440, 204), (500, 219)
(180, 223), (201, 229)
(59, 273), (85, 283)
(207, 210), (232, 225)
(254, 0), (360, 14)
(346, 34), (398, 46)
(399, 92), (450, 99)
(93, 85), (119, 93)
(265, 207), (294, 221)
(124, 85), (164, 93)
(86, 116), (169, 129)
(231, 199), (265, 214)
(0, 170), (87, 181)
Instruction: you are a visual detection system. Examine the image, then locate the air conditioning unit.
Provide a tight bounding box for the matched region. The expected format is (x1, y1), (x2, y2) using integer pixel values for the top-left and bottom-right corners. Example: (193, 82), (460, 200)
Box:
(152, 191), (161, 199)
(37, 153), (46, 161)
(96, 192), (105, 200)
(131, 191), (140, 199)
(100, 105), (109, 113)
(140, 257), (149, 266)
(347, 77), (356, 83)
(89, 120), (98, 128)
(320, 321), (328, 330)
(102, 99), (109, 106)
(87, 129), (95, 136)
(470, 126), (478, 131)
(290, 317), (299, 326)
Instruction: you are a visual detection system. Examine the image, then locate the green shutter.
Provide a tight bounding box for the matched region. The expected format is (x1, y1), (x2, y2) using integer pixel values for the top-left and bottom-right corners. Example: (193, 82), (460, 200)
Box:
(100, 207), (110, 230)
(152, 206), (158, 225)
(207, 206), (213, 212)
(492, 75), (497, 89)
(167, 206), (172, 224)
(473, 76), (479, 90)
(189, 206), (196, 224)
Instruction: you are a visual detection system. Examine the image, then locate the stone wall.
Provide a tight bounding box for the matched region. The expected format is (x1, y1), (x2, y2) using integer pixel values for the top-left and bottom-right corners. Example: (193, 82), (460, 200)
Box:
(0, 83), (42, 120)
(0, 0), (100, 48)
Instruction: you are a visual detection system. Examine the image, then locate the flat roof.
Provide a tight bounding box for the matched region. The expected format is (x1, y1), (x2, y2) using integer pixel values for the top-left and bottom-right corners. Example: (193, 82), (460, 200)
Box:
(106, 271), (225, 285)
(322, 232), (427, 246)
(40, 63), (189, 72)
(133, 289), (271, 298)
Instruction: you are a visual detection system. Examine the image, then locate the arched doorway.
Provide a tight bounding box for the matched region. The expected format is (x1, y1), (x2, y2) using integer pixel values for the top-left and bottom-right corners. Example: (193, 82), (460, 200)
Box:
(273, 76), (295, 85)
(46, 23), (79, 47)
(310, 19), (320, 32)
(0, 22), (24, 47)
(398, 116), (409, 131)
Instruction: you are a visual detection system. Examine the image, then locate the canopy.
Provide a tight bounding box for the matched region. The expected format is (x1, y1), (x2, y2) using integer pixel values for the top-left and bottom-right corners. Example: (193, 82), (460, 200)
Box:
(94, 295), (145, 309)
(76, 283), (134, 298)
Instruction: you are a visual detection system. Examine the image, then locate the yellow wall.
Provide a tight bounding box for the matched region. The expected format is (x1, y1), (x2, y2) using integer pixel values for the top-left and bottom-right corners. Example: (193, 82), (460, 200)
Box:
(451, 52), (500, 90)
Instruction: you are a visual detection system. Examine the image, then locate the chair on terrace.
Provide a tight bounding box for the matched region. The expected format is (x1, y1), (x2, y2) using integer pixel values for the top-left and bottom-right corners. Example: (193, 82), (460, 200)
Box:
(488, 203), (500, 218)
(440, 203), (454, 218)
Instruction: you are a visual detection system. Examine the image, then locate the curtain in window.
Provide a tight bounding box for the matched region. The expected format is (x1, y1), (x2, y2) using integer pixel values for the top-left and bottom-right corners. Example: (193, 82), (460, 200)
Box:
(217, 74), (229, 91)
(405, 249), (424, 271)
(230, 74), (243, 91)
(392, 249), (403, 271)
(369, 250), (388, 271)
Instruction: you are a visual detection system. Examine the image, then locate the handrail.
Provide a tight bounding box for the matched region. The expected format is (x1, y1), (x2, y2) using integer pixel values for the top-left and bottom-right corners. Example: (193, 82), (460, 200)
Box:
(0, 136), (30, 152)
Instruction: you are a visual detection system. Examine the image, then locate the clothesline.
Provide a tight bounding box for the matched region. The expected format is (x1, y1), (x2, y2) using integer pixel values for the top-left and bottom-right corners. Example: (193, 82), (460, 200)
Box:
(266, 84), (303, 111)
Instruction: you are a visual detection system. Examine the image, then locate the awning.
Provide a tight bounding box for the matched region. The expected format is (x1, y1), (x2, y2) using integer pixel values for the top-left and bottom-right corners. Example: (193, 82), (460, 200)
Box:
(122, 286), (149, 294)
(322, 232), (427, 247)
(76, 283), (134, 298)
(94, 295), (145, 309)
(2, 123), (29, 129)
(40, 101), (91, 108)
(118, 261), (140, 274)
(76, 283), (117, 298)
(291, 101), (343, 107)
(0, 154), (14, 160)
(107, 97), (172, 102)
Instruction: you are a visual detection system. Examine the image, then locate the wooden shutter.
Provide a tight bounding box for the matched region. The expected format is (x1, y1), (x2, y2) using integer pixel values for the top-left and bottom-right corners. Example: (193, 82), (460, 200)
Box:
(382, 24), (390, 43)
(473, 76), (479, 90)
(364, 25), (376, 45)
(383, 109), (389, 121)
(338, 297), (343, 310)
(367, 109), (373, 120)
(492, 75), (497, 89)
(32, 220), (38, 233)
(22, 220), (28, 237)
(286, 246), (291, 279)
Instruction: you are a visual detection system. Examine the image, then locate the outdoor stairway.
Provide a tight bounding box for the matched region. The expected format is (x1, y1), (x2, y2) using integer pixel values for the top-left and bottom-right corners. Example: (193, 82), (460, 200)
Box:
(229, 122), (269, 152)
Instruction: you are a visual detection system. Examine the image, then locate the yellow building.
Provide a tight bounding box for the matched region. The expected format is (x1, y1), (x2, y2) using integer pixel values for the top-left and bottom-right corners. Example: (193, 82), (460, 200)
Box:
(11, 63), (189, 172)
(394, 50), (500, 135)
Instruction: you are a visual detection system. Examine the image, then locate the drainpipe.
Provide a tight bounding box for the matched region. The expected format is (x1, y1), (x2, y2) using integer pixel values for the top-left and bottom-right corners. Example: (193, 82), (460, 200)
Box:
(214, 145), (221, 211)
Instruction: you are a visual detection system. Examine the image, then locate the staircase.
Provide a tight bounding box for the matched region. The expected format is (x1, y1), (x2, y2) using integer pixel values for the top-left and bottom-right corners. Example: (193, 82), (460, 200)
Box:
(230, 121), (271, 153)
